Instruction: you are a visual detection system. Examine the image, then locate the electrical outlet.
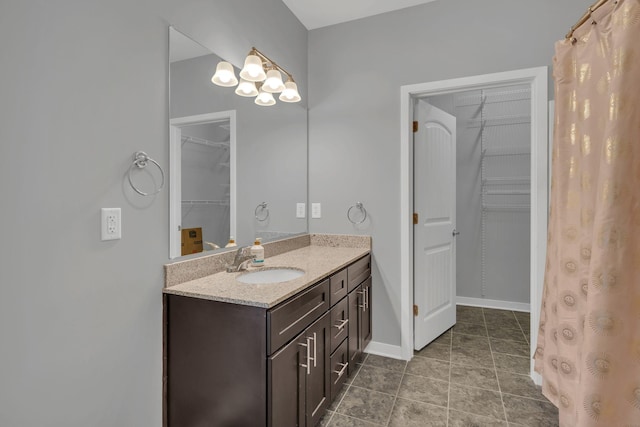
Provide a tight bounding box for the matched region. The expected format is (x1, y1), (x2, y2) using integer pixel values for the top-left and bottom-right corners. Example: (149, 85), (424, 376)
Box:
(101, 208), (122, 241)
(311, 203), (321, 219)
(296, 203), (306, 218)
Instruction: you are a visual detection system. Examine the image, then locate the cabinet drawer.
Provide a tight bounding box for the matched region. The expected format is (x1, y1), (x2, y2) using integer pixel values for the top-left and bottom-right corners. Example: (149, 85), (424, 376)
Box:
(330, 338), (349, 403)
(329, 297), (348, 354)
(329, 268), (348, 307)
(268, 279), (330, 355)
(347, 254), (371, 292)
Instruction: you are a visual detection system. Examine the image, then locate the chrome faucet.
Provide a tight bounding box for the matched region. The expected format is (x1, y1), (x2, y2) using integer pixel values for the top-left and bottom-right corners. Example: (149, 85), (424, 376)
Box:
(226, 246), (256, 272)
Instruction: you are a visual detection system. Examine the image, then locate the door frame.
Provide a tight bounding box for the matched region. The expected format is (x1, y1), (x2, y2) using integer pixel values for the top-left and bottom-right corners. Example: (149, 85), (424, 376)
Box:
(169, 110), (237, 259)
(400, 67), (548, 384)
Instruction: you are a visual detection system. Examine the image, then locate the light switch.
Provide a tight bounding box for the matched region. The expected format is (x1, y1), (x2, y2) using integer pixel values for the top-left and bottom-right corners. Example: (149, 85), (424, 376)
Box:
(296, 203), (306, 218)
(311, 203), (321, 219)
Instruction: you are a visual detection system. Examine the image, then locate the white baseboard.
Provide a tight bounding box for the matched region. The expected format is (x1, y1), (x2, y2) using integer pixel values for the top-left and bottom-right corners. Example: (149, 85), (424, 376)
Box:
(364, 341), (405, 360)
(366, 298), (530, 362)
(456, 296), (530, 313)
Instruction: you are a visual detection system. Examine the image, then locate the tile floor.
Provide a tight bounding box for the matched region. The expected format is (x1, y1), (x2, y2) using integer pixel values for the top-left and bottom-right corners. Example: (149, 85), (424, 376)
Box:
(319, 306), (559, 427)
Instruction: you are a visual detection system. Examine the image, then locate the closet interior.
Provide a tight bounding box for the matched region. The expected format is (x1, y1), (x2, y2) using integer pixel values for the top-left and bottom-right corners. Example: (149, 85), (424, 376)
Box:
(180, 119), (231, 254)
(428, 84), (532, 308)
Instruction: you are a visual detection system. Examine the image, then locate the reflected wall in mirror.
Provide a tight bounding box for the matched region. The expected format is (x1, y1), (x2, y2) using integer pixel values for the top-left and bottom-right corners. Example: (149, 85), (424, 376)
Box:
(169, 27), (308, 259)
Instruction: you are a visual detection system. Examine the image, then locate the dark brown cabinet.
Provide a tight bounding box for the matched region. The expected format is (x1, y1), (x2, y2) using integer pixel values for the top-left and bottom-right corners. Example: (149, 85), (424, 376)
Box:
(347, 276), (372, 372)
(269, 312), (330, 427)
(165, 253), (372, 427)
(361, 276), (373, 349)
(347, 255), (372, 373)
(329, 297), (348, 353)
(329, 337), (349, 402)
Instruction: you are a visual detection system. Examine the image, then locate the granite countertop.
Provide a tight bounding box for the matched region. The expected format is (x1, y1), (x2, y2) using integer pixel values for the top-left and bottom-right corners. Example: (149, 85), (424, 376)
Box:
(162, 245), (370, 308)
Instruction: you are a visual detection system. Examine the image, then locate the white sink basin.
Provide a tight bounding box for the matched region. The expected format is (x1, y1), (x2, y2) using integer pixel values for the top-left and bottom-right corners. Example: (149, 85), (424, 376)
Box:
(236, 268), (305, 284)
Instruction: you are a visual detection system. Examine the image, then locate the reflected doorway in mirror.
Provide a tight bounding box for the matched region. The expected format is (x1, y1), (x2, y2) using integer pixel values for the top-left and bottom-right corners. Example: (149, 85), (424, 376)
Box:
(169, 111), (237, 259)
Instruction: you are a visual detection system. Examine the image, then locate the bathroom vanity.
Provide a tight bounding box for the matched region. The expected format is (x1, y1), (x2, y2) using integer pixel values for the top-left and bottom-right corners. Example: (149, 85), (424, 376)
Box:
(163, 235), (371, 427)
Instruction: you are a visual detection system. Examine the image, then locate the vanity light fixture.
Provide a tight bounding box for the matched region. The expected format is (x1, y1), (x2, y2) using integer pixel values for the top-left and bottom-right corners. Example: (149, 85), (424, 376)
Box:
(262, 68), (285, 93)
(211, 47), (301, 106)
(255, 88), (276, 107)
(211, 61), (238, 87)
(235, 79), (259, 97)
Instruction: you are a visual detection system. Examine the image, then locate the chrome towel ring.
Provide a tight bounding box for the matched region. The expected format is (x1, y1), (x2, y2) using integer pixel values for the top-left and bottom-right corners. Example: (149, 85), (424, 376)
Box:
(255, 202), (269, 222)
(347, 202), (367, 224)
(128, 151), (165, 196)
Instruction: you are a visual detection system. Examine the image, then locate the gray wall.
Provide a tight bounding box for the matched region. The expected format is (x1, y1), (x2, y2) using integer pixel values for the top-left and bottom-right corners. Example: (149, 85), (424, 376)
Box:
(0, 0), (306, 425)
(307, 0), (592, 347)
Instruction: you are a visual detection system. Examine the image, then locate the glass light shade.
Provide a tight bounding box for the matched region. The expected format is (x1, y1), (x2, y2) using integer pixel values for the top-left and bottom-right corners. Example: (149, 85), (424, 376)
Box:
(239, 54), (267, 82)
(279, 81), (301, 103)
(235, 79), (259, 97)
(262, 69), (285, 93)
(255, 89), (276, 106)
(211, 61), (238, 87)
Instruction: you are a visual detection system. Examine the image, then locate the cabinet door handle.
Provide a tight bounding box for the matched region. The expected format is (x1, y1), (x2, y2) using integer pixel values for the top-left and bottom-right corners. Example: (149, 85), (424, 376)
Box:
(365, 287), (369, 310)
(333, 318), (349, 331)
(298, 338), (311, 375)
(311, 332), (317, 368)
(358, 289), (367, 312)
(333, 362), (348, 379)
(357, 290), (365, 310)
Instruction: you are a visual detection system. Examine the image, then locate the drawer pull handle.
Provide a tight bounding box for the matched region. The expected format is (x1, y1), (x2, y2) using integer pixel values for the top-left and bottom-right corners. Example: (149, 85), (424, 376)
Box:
(333, 319), (349, 331)
(298, 338), (311, 375)
(333, 362), (349, 379)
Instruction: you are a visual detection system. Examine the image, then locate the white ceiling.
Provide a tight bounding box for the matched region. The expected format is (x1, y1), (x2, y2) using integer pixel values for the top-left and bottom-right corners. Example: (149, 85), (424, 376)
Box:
(282, 0), (439, 30)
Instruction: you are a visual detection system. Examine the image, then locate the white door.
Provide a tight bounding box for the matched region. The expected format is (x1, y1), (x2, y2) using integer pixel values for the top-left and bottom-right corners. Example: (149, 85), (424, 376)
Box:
(414, 99), (457, 350)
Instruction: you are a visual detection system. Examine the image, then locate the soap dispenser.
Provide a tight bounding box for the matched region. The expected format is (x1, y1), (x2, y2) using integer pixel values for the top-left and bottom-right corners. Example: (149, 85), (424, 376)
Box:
(250, 238), (264, 267)
(225, 236), (237, 248)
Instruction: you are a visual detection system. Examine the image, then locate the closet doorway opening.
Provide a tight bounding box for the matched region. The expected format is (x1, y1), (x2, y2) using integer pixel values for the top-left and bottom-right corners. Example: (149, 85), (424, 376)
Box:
(400, 68), (548, 382)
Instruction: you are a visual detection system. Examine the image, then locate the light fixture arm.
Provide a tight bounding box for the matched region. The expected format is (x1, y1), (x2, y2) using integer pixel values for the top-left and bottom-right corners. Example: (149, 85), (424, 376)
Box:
(249, 47), (295, 82)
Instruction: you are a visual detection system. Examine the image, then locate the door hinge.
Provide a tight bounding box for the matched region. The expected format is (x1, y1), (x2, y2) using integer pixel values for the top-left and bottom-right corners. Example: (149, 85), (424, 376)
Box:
(413, 305), (419, 316)
(412, 121), (418, 133)
(413, 213), (418, 225)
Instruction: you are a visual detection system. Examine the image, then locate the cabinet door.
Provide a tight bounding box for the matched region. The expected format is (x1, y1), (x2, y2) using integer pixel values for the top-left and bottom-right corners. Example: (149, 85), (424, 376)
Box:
(361, 276), (372, 351)
(347, 286), (361, 373)
(269, 336), (305, 427)
(305, 312), (331, 427)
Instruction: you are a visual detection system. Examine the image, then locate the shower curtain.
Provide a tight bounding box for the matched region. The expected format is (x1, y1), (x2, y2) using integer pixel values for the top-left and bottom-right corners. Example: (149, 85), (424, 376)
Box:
(534, 0), (640, 426)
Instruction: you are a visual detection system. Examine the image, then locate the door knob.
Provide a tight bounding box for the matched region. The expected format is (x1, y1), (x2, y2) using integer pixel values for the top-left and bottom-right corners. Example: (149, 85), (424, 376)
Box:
(452, 229), (460, 236)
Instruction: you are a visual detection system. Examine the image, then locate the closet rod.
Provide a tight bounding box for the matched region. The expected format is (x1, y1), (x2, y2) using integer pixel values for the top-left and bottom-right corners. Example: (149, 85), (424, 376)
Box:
(455, 88), (530, 107)
(483, 176), (530, 184)
(181, 135), (229, 149)
(484, 190), (530, 196)
(566, 0), (610, 40)
(182, 200), (229, 206)
(483, 204), (530, 211)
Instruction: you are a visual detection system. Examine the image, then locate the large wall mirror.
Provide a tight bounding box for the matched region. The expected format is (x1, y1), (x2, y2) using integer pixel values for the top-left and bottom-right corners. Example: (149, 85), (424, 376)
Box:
(169, 27), (308, 259)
